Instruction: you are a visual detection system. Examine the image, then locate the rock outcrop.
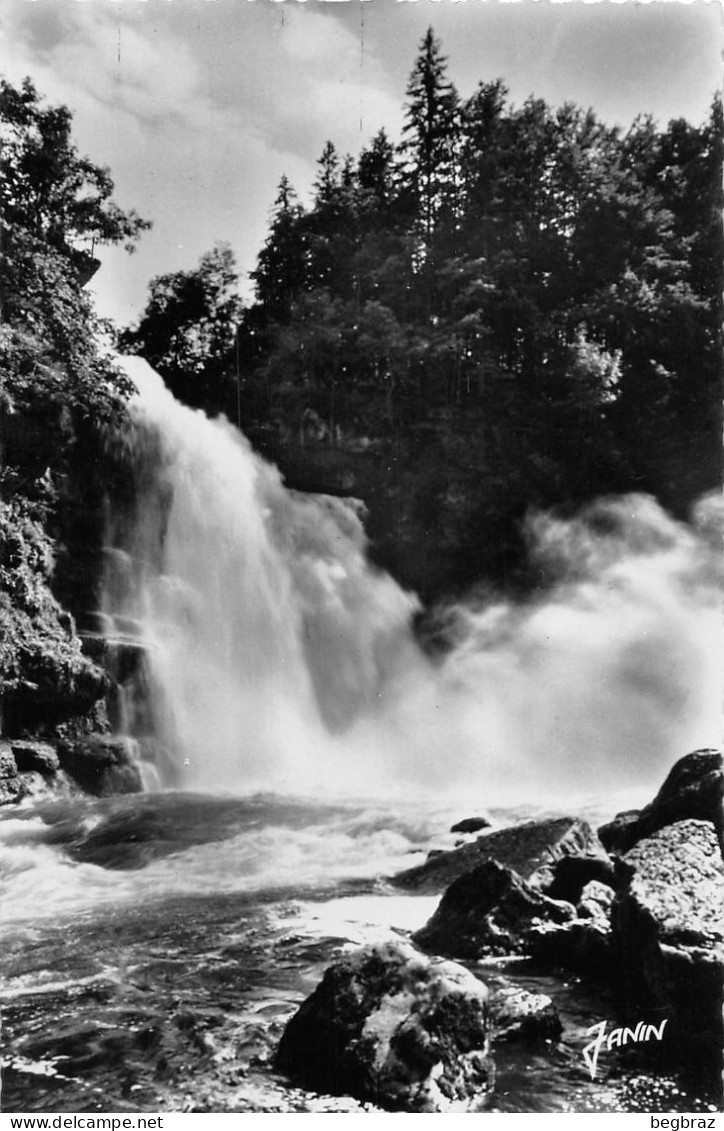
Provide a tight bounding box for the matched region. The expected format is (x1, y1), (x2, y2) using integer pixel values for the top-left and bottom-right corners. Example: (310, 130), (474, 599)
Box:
(0, 745), (27, 805)
(275, 941), (494, 1112)
(611, 818), (724, 1087)
(393, 816), (608, 895)
(10, 740), (60, 776)
(599, 749), (723, 855)
(413, 859), (576, 959)
(58, 734), (143, 796)
(529, 879), (614, 974)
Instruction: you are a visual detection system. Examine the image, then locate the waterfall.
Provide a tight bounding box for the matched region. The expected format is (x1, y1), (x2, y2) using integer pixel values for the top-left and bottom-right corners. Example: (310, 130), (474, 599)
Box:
(105, 357), (723, 807)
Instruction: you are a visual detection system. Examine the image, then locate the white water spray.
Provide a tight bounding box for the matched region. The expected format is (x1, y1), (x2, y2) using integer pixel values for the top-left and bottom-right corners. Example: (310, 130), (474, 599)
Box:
(106, 357), (722, 809)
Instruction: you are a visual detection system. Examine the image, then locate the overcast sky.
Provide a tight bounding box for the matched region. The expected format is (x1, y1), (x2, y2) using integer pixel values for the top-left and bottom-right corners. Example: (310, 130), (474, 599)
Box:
(2, 0), (721, 327)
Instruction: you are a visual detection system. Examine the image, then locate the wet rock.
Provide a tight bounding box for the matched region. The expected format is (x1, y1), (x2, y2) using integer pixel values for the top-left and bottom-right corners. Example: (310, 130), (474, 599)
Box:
(599, 749), (723, 855)
(11, 740), (60, 776)
(611, 819), (724, 1087)
(15, 767), (80, 802)
(544, 850), (616, 904)
(488, 983), (562, 1043)
(393, 817), (606, 895)
(57, 734), (143, 797)
(0, 745), (26, 806)
(578, 879), (615, 921)
(597, 810), (642, 855)
(275, 940), (494, 1112)
(413, 859), (575, 960)
(528, 880), (614, 974)
(79, 632), (147, 686)
(450, 817), (491, 835)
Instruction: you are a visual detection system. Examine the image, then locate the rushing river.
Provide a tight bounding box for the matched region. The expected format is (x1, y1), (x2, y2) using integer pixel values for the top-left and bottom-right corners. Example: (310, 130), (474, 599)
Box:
(1, 359), (721, 1113)
(2, 791), (720, 1114)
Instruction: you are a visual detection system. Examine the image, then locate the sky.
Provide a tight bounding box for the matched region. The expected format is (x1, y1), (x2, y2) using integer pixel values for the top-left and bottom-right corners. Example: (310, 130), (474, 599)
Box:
(1, 0), (722, 328)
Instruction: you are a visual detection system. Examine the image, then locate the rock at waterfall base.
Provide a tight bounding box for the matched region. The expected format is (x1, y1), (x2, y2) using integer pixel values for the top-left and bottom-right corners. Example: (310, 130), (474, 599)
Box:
(611, 819), (724, 1088)
(599, 749), (723, 855)
(58, 734), (143, 796)
(392, 816), (609, 895)
(0, 745), (27, 805)
(275, 940), (494, 1112)
(450, 817), (491, 835)
(413, 859), (576, 959)
(11, 740), (60, 775)
(528, 882), (615, 975)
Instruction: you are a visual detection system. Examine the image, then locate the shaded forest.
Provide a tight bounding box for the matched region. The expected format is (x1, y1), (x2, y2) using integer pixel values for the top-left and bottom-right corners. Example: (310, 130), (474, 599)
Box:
(124, 30), (723, 596)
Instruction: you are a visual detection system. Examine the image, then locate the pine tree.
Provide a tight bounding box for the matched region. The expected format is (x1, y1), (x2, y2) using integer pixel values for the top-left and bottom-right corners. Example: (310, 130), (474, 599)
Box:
(401, 29), (461, 240)
(314, 140), (341, 206)
(251, 175), (307, 321)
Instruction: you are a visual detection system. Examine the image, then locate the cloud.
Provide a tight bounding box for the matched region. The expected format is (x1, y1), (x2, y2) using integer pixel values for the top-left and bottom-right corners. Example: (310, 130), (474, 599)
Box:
(0, 1), (403, 324)
(1, 0), (719, 327)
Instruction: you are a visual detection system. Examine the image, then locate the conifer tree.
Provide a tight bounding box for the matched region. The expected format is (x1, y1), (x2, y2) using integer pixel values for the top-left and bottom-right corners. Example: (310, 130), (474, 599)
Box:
(401, 28), (461, 240)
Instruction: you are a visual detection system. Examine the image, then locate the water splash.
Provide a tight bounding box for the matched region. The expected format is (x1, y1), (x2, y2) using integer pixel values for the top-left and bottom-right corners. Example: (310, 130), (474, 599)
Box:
(107, 357), (722, 809)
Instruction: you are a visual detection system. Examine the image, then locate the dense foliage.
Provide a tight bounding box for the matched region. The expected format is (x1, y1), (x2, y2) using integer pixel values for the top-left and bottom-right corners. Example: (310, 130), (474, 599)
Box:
(0, 77), (150, 732)
(120, 243), (243, 416)
(232, 31), (721, 591)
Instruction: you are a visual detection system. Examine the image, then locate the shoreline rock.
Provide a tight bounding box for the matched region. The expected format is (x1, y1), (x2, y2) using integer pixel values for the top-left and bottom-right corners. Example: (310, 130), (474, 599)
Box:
(599, 749), (723, 856)
(413, 859), (576, 960)
(275, 940), (494, 1112)
(392, 816), (610, 895)
(611, 818), (724, 1089)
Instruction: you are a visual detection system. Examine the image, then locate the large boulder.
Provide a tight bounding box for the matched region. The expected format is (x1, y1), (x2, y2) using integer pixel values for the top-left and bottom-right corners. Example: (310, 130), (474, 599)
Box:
(393, 817), (608, 895)
(611, 819), (724, 1088)
(413, 859), (575, 960)
(599, 749), (723, 855)
(57, 734), (143, 796)
(275, 941), (494, 1112)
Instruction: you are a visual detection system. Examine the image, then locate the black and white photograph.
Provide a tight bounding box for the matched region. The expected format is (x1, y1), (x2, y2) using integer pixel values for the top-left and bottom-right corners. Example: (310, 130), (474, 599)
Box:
(1, 0), (722, 1116)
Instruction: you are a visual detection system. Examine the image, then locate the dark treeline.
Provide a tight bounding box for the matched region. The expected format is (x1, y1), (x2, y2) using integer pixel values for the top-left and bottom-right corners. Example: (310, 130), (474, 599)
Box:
(124, 30), (723, 594)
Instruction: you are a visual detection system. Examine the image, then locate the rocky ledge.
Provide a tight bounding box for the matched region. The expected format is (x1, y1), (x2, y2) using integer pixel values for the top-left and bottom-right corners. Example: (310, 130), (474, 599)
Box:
(0, 734), (144, 805)
(276, 749), (724, 1109)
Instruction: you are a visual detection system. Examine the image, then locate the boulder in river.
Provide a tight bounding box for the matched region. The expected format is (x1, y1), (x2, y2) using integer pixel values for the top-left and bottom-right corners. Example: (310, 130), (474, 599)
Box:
(611, 818), (724, 1089)
(450, 817), (491, 835)
(488, 983), (562, 1044)
(393, 816), (607, 895)
(275, 940), (494, 1112)
(57, 734), (143, 796)
(413, 859), (576, 959)
(599, 748), (723, 855)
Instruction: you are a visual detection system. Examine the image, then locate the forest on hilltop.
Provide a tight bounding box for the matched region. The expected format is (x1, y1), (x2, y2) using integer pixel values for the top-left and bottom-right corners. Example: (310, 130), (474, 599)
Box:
(124, 30), (723, 593)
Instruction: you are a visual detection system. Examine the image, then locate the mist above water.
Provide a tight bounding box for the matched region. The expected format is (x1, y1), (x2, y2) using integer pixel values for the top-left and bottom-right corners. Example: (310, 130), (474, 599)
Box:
(108, 358), (722, 810)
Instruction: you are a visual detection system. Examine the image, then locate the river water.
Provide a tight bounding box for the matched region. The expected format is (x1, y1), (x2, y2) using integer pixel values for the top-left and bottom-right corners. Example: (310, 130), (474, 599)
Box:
(1, 360), (721, 1113)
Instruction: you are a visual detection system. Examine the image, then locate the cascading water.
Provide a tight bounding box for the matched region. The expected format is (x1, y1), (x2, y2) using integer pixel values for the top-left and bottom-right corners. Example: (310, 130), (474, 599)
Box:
(107, 356), (723, 809)
(4, 356), (723, 1115)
